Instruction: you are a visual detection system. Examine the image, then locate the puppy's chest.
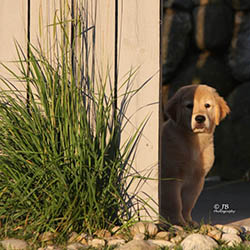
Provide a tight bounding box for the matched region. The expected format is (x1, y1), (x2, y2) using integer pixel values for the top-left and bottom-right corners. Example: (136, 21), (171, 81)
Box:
(190, 143), (214, 176)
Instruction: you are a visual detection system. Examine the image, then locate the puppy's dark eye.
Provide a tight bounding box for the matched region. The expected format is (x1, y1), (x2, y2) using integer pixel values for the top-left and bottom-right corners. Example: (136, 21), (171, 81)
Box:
(186, 103), (193, 109)
(205, 103), (211, 108)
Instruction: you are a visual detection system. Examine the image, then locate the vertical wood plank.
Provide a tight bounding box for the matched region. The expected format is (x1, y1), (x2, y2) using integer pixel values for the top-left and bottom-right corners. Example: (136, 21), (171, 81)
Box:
(118, 0), (160, 219)
(0, 0), (27, 90)
(29, 0), (115, 85)
(94, 0), (115, 78)
(30, 0), (65, 61)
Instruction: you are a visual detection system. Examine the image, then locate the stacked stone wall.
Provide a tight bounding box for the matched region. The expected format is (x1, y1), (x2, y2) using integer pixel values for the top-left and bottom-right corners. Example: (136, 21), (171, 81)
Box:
(162, 0), (250, 179)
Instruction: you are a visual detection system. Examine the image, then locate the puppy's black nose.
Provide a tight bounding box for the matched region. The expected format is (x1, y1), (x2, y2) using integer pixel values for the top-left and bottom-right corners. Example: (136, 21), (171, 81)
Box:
(195, 115), (206, 124)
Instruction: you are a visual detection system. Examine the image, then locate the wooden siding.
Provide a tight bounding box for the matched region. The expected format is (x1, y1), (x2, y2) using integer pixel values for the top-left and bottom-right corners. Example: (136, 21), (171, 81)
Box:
(0, 0), (160, 220)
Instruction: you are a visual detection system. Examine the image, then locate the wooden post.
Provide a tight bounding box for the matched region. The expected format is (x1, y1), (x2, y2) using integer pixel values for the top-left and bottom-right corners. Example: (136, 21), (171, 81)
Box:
(117, 0), (160, 220)
(0, 0), (27, 92)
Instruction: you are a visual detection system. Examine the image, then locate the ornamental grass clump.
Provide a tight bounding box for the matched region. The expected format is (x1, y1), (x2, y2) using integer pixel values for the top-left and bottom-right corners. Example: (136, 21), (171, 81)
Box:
(0, 3), (148, 238)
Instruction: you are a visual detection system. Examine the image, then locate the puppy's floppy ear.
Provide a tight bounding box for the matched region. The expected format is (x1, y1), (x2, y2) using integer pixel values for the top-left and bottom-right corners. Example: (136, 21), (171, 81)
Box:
(215, 95), (230, 125)
(165, 93), (179, 122)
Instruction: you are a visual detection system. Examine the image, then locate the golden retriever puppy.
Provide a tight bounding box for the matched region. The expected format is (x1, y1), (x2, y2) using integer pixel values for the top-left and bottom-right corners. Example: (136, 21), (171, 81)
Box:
(161, 84), (230, 226)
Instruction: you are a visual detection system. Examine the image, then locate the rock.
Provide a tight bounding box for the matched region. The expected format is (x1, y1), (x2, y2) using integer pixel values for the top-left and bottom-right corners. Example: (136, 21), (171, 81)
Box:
(39, 232), (57, 242)
(163, 0), (193, 10)
(68, 232), (79, 243)
(192, 4), (233, 51)
(88, 238), (105, 248)
(229, 225), (244, 233)
(193, 0), (228, 5)
(114, 231), (130, 241)
(133, 233), (145, 240)
(221, 233), (242, 247)
(244, 241), (250, 247)
(66, 243), (88, 250)
(0, 239), (28, 250)
(78, 238), (87, 245)
(130, 222), (146, 236)
(170, 235), (182, 244)
(167, 52), (234, 99)
(229, 12), (250, 81)
(107, 239), (125, 246)
(162, 8), (192, 83)
(67, 232), (87, 245)
(170, 225), (184, 232)
(38, 246), (62, 250)
(145, 223), (158, 237)
(118, 240), (157, 250)
(207, 229), (222, 241)
(148, 239), (174, 248)
(232, 0), (250, 10)
(214, 82), (250, 179)
(181, 234), (218, 250)
(215, 225), (240, 235)
(155, 231), (172, 241)
(176, 231), (188, 239)
(94, 229), (111, 238)
(48, 247), (62, 250)
(45, 247), (54, 250)
(111, 226), (121, 234)
(76, 234), (87, 245)
(199, 224), (216, 234)
(242, 225), (250, 232)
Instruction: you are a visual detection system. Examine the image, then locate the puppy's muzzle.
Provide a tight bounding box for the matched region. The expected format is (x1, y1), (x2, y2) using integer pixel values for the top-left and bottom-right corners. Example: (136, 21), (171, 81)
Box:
(195, 115), (206, 124)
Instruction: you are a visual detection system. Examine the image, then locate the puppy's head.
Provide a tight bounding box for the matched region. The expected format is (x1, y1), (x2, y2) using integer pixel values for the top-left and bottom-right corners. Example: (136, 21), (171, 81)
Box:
(165, 84), (230, 133)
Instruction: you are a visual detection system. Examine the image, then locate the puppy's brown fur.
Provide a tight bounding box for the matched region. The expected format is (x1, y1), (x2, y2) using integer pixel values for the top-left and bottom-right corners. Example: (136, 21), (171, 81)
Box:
(161, 84), (230, 226)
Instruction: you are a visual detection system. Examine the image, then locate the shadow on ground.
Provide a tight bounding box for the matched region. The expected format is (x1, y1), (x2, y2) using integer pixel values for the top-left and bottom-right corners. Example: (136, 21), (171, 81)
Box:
(192, 180), (250, 226)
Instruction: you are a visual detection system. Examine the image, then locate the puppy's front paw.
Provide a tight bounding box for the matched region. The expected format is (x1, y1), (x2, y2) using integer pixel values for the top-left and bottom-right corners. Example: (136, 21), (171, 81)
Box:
(187, 220), (199, 228)
(171, 218), (188, 227)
